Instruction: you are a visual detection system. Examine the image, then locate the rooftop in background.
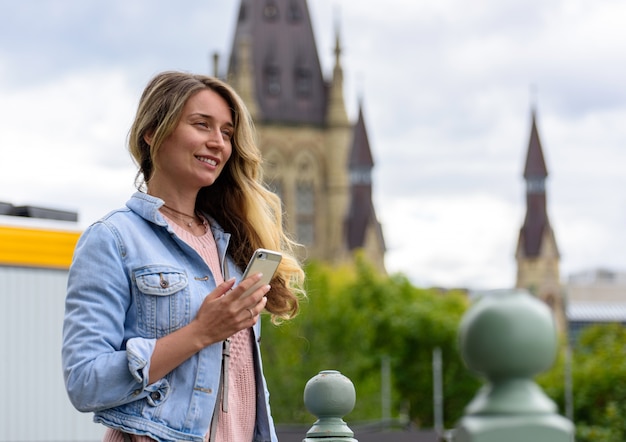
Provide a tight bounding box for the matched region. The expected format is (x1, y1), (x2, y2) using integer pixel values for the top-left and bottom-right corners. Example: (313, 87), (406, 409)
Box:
(568, 268), (626, 285)
(0, 201), (78, 222)
(567, 302), (626, 323)
(566, 268), (626, 304)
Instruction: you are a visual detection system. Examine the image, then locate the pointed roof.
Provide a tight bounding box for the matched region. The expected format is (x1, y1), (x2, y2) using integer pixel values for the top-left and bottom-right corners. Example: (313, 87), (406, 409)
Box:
(518, 109), (557, 258)
(349, 104), (374, 168)
(523, 110), (548, 179)
(228, 0), (328, 125)
(346, 104), (382, 251)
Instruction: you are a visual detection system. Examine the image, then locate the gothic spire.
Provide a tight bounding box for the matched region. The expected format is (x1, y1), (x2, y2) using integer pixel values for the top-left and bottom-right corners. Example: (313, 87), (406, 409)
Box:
(346, 102), (382, 251)
(524, 109), (548, 180)
(518, 108), (557, 258)
(327, 16), (349, 125)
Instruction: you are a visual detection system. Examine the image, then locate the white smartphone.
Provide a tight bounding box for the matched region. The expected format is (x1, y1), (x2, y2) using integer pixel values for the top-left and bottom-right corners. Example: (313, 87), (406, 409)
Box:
(240, 248), (282, 298)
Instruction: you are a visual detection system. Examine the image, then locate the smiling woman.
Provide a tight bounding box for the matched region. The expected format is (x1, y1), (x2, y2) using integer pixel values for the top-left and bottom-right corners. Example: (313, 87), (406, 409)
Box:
(144, 88), (235, 202)
(61, 71), (305, 442)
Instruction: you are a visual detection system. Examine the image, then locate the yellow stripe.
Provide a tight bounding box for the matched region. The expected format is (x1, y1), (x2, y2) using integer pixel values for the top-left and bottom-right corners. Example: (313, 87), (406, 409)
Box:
(0, 225), (81, 269)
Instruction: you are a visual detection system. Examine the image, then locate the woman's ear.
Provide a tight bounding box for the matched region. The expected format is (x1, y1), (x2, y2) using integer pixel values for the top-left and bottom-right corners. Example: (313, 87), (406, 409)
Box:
(143, 131), (154, 147)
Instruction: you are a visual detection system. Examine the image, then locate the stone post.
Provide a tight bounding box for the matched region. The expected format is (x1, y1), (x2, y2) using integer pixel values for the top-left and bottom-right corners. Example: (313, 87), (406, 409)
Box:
(303, 370), (358, 442)
(453, 290), (574, 442)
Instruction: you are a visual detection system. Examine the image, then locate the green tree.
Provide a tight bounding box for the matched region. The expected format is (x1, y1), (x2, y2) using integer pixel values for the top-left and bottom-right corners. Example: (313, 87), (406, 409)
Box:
(261, 256), (478, 428)
(538, 323), (626, 442)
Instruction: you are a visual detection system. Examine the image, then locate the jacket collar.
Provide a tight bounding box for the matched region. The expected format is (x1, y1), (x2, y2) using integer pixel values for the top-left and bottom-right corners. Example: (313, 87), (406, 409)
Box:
(126, 191), (231, 250)
(126, 191), (166, 226)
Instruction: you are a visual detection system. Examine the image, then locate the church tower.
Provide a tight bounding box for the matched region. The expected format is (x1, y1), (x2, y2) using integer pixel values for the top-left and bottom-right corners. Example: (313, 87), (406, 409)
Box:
(515, 108), (563, 329)
(226, 0), (385, 268)
(346, 103), (386, 271)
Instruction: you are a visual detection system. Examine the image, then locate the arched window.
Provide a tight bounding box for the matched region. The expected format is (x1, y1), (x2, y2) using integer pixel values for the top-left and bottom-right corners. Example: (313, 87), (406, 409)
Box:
(296, 181), (314, 244)
(294, 153), (318, 245)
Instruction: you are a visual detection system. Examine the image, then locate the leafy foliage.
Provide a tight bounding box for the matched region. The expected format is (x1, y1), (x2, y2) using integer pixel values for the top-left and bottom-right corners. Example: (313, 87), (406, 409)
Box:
(538, 323), (626, 442)
(263, 260), (626, 436)
(260, 256), (478, 427)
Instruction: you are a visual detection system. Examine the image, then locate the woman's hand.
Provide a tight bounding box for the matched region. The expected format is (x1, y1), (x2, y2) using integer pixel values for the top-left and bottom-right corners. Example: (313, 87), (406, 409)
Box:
(147, 273), (269, 384)
(191, 273), (270, 347)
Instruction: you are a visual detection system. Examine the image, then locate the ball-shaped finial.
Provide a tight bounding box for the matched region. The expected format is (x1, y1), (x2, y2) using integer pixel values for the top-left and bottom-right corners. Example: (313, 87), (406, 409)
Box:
(459, 290), (557, 380)
(304, 370), (356, 418)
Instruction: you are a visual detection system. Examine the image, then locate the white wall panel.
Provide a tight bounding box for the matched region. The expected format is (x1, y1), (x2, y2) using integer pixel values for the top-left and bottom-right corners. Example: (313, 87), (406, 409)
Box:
(0, 266), (105, 441)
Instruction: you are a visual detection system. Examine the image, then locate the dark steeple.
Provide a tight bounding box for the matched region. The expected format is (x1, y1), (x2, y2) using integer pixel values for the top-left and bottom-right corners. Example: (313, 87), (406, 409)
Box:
(524, 109), (548, 180)
(345, 104), (383, 251)
(518, 109), (556, 258)
(348, 104), (374, 170)
(515, 106), (561, 328)
(228, 0), (328, 125)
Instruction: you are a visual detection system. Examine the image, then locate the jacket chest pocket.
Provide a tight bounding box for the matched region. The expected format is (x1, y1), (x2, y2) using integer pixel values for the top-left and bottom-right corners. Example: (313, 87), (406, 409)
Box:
(133, 266), (190, 338)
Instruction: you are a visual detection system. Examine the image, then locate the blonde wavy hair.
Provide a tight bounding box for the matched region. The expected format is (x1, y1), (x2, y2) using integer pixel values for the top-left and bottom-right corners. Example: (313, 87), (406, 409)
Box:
(128, 71), (305, 320)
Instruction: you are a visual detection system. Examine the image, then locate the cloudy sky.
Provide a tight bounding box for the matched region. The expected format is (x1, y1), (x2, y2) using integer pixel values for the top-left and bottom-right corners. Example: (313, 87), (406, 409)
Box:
(1, 0), (624, 290)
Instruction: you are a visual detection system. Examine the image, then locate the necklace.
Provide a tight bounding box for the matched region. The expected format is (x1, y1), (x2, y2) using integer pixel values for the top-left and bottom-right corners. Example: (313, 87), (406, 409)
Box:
(161, 204), (205, 229)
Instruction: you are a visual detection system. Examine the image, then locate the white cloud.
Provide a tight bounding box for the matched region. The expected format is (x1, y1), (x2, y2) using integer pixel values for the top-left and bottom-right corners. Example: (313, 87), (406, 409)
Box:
(381, 194), (521, 289)
(0, 0), (624, 288)
(0, 68), (137, 223)
(325, 0), (626, 287)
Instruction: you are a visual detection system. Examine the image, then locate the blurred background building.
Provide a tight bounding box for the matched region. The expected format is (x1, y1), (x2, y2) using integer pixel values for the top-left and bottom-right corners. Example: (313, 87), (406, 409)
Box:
(513, 108), (626, 336)
(222, 0), (386, 270)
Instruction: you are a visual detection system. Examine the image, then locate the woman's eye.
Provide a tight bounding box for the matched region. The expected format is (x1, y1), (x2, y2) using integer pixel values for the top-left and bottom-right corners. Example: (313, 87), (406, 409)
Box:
(195, 121), (209, 128)
(221, 130), (233, 140)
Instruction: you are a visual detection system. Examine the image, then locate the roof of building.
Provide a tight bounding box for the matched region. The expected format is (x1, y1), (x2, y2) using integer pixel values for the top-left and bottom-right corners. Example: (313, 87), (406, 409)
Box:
(567, 302), (626, 322)
(348, 105), (374, 168)
(517, 109), (556, 258)
(523, 110), (548, 179)
(228, 0), (328, 125)
(566, 273), (626, 304)
(568, 268), (626, 285)
(0, 201), (77, 222)
(345, 105), (384, 251)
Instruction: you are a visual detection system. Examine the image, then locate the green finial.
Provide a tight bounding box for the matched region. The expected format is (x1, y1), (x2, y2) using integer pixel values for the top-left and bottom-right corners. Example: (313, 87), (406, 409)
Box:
(303, 370), (358, 441)
(454, 290), (574, 441)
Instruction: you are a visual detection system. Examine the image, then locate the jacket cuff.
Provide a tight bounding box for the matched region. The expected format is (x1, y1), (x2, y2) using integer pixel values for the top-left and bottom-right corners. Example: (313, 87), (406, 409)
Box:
(126, 337), (170, 405)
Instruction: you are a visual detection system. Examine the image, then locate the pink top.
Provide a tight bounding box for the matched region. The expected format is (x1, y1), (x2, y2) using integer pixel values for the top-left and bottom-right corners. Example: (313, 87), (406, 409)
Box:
(103, 215), (256, 442)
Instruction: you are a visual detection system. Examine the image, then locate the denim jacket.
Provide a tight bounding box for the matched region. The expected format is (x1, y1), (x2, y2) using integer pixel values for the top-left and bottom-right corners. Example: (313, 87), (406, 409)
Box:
(62, 192), (278, 442)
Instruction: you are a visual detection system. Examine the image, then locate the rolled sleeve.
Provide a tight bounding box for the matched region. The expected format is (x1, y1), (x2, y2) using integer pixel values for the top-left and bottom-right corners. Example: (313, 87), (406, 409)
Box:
(126, 337), (170, 406)
(126, 336), (155, 385)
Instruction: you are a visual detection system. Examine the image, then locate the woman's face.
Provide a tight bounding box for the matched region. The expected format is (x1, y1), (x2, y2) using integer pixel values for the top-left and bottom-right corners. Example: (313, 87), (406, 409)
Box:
(149, 88), (234, 193)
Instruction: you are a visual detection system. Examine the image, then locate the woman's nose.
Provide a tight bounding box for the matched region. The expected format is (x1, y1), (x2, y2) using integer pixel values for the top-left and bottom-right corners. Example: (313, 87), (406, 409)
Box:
(207, 127), (225, 149)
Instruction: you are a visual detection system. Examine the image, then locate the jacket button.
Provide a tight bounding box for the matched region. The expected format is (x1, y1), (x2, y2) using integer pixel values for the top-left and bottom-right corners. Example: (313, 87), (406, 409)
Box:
(151, 392), (160, 400)
(160, 280), (169, 288)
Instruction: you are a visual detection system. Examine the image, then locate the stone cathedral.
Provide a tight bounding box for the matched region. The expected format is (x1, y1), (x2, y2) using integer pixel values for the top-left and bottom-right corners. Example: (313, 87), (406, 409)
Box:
(221, 0), (386, 270)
